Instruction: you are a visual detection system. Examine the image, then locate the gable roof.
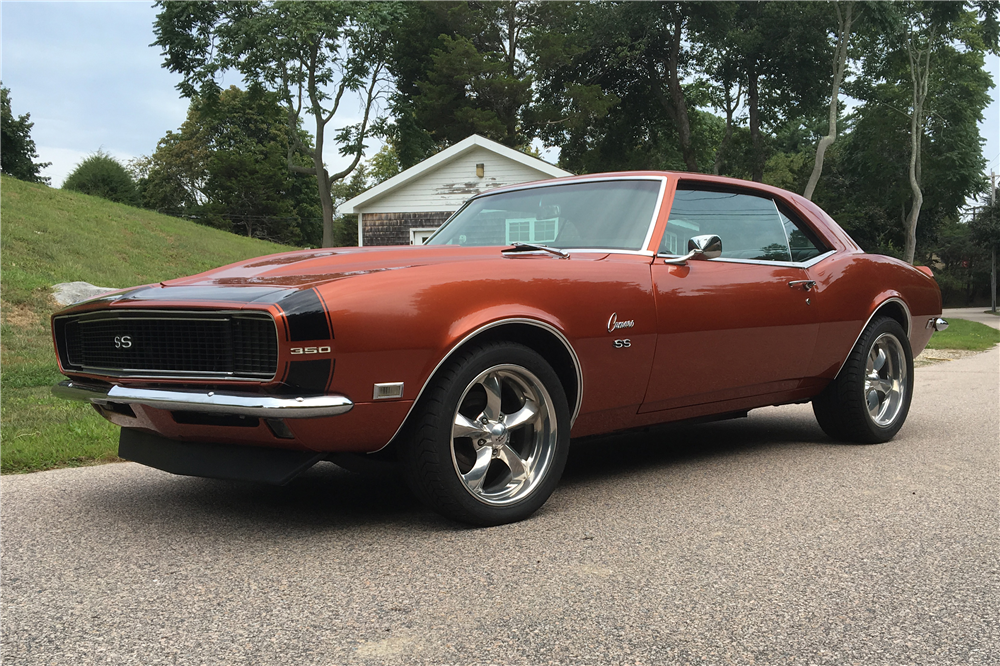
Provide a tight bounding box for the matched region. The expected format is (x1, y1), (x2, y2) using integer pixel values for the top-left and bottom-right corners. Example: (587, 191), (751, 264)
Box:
(340, 134), (570, 214)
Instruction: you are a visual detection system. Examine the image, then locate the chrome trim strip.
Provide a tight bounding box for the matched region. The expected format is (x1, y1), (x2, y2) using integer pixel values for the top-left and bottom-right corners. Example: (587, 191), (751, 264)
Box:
(60, 368), (272, 382)
(655, 249), (837, 270)
(640, 178), (669, 253)
(831, 297), (912, 379)
(53, 309), (274, 320)
(466, 174), (668, 199)
(52, 381), (353, 418)
(379, 318), (585, 451)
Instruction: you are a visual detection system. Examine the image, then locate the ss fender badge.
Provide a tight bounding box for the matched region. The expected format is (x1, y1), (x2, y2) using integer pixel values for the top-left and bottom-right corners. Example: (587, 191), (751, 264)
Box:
(607, 312), (635, 333)
(290, 346), (332, 355)
(614, 339), (631, 349)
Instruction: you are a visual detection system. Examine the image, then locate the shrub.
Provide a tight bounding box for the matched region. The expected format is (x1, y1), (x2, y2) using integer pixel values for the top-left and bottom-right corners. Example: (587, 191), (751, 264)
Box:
(62, 150), (138, 205)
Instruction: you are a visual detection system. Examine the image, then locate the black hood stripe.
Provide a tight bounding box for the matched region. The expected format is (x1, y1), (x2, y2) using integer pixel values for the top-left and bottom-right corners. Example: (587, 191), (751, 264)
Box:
(276, 288), (332, 342)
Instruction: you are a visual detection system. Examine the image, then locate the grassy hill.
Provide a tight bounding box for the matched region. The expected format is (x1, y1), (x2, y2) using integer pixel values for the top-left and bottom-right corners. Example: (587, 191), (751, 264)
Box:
(1, 175), (290, 473)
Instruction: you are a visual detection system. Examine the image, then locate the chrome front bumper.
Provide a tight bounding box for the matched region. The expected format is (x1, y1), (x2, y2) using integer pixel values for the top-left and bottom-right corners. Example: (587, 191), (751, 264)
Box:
(52, 380), (353, 418)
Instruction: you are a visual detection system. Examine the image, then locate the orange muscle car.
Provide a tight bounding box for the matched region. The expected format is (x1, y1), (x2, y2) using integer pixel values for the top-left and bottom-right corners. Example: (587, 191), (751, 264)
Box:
(52, 172), (946, 525)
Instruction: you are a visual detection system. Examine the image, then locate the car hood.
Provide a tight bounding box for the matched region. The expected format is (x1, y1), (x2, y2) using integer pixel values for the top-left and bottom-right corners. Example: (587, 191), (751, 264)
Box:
(161, 245), (498, 289)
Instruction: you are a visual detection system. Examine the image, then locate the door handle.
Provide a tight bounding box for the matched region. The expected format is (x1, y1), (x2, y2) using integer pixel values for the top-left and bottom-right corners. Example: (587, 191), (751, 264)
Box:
(788, 280), (816, 291)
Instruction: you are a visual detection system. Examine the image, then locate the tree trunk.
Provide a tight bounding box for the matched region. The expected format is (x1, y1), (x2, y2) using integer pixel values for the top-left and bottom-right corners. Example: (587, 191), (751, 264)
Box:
(310, 117), (336, 248)
(992, 247), (997, 314)
(667, 17), (698, 172)
(903, 42), (930, 265)
(804, 2), (853, 201)
(713, 87), (735, 175)
(748, 64), (763, 182)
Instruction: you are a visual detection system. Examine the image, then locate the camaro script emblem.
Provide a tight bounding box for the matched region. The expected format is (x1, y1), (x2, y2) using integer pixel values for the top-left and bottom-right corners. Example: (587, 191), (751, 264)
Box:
(607, 313), (635, 334)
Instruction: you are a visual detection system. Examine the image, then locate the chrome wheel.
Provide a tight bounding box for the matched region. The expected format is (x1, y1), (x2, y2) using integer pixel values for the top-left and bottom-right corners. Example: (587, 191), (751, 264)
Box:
(812, 315), (914, 444)
(450, 364), (558, 506)
(864, 333), (908, 428)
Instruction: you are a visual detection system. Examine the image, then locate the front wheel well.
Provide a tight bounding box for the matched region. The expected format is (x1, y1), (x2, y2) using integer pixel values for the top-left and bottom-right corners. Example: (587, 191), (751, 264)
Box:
(380, 321), (581, 458)
(465, 323), (581, 421)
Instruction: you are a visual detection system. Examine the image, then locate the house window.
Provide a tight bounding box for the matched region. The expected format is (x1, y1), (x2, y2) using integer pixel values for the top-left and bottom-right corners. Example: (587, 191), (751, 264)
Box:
(410, 227), (439, 245)
(504, 217), (559, 245)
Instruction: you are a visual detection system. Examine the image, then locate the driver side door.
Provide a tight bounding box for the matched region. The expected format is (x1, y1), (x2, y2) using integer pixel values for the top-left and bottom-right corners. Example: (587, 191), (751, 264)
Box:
(640, 186), (826, 414)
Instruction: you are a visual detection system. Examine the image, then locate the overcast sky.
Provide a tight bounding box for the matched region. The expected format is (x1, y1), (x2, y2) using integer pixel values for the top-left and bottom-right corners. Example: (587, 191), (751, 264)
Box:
(2, 1), (998, 191)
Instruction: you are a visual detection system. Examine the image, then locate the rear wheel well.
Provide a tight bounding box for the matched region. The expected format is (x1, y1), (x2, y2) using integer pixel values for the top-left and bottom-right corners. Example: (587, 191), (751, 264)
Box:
(874, 299), (910, 337)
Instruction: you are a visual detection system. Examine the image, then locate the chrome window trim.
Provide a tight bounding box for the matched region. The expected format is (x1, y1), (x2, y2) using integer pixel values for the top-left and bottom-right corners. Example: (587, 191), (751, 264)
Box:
(640, 178), (669, 252)
(428, 176), (669, 254)
(655, 249), (837, 269)
(54, 309), (280, 382)
(379, 317), (584, 452)
(831, 297), (912, 379)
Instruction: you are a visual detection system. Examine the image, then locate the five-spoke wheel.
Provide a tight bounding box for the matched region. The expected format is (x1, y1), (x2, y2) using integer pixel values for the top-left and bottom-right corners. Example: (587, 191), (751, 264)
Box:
(450, 365), (558, 506)
(402, 342), (570, 525)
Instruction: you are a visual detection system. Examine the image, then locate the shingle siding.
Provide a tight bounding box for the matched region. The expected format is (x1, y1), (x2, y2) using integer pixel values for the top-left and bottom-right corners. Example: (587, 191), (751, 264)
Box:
(362, 212), (452, 247)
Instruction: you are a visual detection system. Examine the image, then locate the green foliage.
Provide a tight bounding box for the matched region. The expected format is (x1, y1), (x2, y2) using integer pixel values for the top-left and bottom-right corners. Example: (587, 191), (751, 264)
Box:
(0, 175), (288, 473)
(928, 216), (993, 306)
(137, 86), (322, 246)
(62, 150), (138, 205)
(1, 84), (50, 184)
(153, 1), (402, 247)
(924, 318), (1000, 350)
(969, 190), (1000, 252)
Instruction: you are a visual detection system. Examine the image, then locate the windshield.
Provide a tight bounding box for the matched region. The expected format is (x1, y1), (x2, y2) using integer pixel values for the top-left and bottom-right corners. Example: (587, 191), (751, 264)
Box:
(426, 179), (663, 251)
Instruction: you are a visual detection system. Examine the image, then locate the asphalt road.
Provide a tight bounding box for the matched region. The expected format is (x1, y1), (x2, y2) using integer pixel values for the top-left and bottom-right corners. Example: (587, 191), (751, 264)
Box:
(3, 348), (998, 666)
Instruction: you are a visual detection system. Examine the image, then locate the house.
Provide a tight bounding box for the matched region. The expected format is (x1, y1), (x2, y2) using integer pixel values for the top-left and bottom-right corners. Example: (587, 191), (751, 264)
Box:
(340, 134), (571, 246)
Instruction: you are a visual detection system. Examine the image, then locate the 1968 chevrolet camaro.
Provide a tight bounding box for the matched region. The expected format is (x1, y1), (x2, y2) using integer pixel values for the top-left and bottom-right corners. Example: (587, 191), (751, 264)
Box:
(52, 172), (946, 525)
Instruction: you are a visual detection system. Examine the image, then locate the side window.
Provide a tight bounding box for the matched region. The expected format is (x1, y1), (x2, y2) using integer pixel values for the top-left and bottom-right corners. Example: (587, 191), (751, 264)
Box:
(659, 188), (823, 262)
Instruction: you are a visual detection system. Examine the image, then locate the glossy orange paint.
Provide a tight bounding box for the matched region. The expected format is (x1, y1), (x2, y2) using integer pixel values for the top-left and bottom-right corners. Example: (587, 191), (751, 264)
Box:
(52, 172), (943, 453)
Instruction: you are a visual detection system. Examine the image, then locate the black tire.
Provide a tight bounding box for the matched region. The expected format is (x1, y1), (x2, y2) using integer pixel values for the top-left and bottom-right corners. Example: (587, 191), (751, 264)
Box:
(400, 341), (571, 526)
(812, 316), (913, 444)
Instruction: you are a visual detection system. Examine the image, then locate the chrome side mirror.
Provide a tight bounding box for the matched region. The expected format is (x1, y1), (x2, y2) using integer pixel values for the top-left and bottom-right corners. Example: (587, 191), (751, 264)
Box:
(663, 234), (722, 265)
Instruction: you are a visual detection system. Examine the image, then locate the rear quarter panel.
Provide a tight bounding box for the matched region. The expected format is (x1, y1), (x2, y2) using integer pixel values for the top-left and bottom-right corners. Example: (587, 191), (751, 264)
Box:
(808, 252), (942, 379)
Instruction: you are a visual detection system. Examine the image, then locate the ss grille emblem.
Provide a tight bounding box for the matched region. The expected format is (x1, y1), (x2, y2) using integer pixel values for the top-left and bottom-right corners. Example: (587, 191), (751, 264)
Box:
(114, 335), (132, 349)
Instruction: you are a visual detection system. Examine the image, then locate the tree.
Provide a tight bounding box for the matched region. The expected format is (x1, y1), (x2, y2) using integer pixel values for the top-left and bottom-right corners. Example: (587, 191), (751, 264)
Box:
(878, 1), (999, 263)
(1, 84), (50, 184)
(62, 151), (138, 205)
(721, 2), (832, 182)
(970, 187), (1000, 312)
(154, 1), (401, 247)
(138, 86), (322, 245)
(534, 1), (707, 174)
(803, 1), (856, 200)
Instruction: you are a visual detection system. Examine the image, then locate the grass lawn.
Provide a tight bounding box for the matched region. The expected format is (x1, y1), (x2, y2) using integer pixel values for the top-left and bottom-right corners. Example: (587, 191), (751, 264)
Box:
(924, 318), (1000, 351)
(1, 175), (290, 474)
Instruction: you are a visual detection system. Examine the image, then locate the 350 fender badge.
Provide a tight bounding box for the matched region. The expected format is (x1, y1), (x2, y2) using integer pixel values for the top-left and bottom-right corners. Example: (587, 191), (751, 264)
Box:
(607, 312), (635, 334)
(290, 346), (332, 355)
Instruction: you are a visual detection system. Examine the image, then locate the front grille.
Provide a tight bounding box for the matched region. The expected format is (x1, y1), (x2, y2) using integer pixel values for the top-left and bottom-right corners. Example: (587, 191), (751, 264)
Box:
(56, 311), (278, 380)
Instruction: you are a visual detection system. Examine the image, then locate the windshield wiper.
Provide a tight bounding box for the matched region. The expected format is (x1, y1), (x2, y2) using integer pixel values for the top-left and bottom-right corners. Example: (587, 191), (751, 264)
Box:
(502, 242), (570, 259)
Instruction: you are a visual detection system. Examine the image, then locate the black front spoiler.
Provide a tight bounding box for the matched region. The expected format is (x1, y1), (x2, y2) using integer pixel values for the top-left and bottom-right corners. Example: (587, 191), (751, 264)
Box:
(119, 428), (325, 486)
